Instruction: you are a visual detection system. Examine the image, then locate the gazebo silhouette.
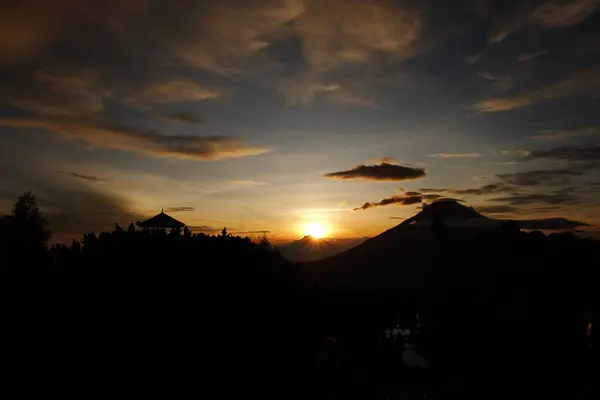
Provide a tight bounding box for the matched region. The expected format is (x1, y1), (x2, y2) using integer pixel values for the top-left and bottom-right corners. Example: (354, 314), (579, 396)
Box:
(136, 209), (185, 229)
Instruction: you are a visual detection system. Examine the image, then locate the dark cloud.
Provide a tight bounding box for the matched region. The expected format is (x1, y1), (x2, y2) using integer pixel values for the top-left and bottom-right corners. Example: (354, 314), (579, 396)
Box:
(389, 217), (406, 220)
(488, 193), (579, 206)
(0, 0), (493, 116)
(58, 171), (110, 183)
(164, 207), (195, 213)
(0, 118), (271, 161)
(527, 146), (600, 162)
(166, 112), (202, 124)
(354, 193), (423, 211)
(325, 163), (426, 181)
(497, 169), (583, 187)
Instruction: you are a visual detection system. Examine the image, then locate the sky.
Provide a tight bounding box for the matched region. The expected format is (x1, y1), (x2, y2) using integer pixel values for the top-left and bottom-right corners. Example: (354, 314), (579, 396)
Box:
(1, 0), (600, 243)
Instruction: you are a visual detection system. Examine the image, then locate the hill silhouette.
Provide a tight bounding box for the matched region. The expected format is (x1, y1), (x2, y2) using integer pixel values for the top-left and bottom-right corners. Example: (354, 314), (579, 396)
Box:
(279, 235), (368, 262)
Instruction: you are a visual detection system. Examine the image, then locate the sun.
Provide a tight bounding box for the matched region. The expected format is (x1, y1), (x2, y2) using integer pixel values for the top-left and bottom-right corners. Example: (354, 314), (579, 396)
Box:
(303, 221), (329, 239)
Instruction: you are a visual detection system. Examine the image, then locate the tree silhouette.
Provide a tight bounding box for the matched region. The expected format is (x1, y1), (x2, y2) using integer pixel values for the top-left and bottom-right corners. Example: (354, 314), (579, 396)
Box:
(9, 191), (51, 249)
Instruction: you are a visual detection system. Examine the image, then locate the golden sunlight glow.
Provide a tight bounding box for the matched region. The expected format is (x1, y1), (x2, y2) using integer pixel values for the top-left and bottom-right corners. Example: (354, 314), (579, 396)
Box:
(303, 221), (329, 239)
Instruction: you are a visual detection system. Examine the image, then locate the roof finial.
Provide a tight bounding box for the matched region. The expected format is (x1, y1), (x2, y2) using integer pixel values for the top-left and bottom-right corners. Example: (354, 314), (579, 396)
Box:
(161, 208), (164, 213)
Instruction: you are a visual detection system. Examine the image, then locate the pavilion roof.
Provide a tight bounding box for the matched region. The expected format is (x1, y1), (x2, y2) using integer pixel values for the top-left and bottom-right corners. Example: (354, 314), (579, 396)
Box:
(136, 211), (185, 229)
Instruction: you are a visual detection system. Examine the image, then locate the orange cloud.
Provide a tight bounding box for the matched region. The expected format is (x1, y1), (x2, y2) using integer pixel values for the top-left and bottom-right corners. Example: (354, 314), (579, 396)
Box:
(0, 118), (271, 162)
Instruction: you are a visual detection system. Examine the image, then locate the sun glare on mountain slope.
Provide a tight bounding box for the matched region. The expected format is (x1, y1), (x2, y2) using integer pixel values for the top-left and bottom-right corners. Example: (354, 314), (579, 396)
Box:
(303, 221), (329, 239)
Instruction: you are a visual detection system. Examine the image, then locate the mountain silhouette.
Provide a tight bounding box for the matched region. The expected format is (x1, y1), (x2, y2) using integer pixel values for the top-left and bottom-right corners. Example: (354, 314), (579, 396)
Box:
(402, 199), (486, 225)
(301, 199), (586, 292)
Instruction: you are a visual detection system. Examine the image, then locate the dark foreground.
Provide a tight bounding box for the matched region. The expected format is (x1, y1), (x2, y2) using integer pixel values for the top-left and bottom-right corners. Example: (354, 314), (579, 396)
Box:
(2, 222), (599, 399)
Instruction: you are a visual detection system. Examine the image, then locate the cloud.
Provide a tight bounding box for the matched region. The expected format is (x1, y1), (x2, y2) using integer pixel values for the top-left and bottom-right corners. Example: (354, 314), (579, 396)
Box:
(517, 50), (549, 62)
(477, 72), (498, 81)
(490, 0), (599, 44)
(501, 149), (531, 157)
(324, 163), (426, 181)
(6, 70), (108, 117)
(527, 146), (600, 162)
(422, 194), (445, 200)
(531, 0), (599, 29)
(532, 126), (600, 141)
(428, 153), (482, 158)
(277, 77), (376, 107)
(166, 112), (202, 124)
(497, 169), (583, 187)
(227, 180), (268, 185)
(477, 97), (534, 112)
(0, 118), (271, 162)
(450, 183), (515, 196)
(58, 171), (111, 183)
(419, 188), (450, 193)
(389, 217), (406, 220)
(292, 0), (422, 73)
(164, 207), (195, 213)
(354, 193), (423, 211)
(477, 205), (519, 214)
(187, 225), (223, 233)
(477, 66), (600, 112)
(488, 193), (579, 206)
(127, 79), (221, 107)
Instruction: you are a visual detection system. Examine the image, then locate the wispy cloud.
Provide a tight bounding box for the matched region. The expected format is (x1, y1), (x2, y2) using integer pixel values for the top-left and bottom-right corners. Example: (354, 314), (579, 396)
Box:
(532, 127), (600, 141)
(324, 163), (426, 181)
(127, 79), (221, 107)
(166, 112), (202, 124)
(450, 183), (515, 196)
(0, 118), (271, 162)
(527, 146), (600, 162)
(277, 77), (376, 107)
(517, 50), (549, 62)
(488, 193), (580, 206)
(501, 149), (531, 157)
(428, 153), (482, 158)
(227, 180), (268, 185)
(419, 188), (450, 193)
(491, 0), (599, 44)
(497, 169), (584, 187)
(164, 207), (195, 213)
(477, 66), (600, 112)
(477, 72), (498, 81)
(58, 171), (110, 183)
(531, 0), (599, 29)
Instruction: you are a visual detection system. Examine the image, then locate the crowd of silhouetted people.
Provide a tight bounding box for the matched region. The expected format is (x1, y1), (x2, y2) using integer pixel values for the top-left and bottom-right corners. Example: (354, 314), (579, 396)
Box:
(1, 192), (598, 398)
